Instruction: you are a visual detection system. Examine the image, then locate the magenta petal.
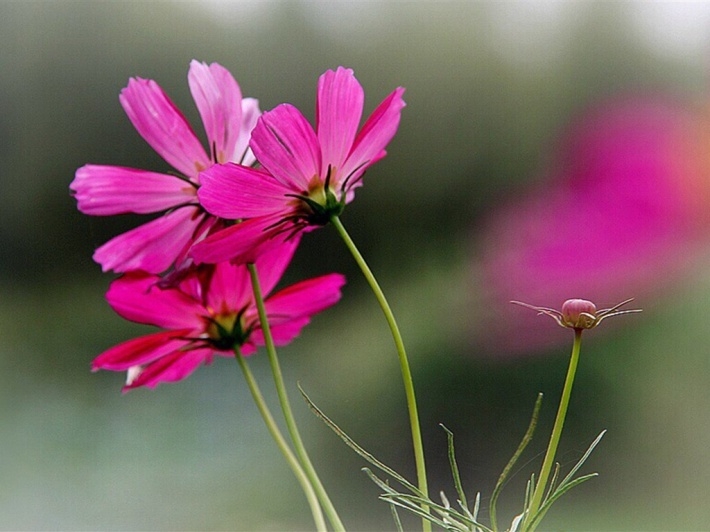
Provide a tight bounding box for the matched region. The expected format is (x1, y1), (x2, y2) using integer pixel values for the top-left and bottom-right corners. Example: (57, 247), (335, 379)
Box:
(107, 272), (205, 329)
(265, 273), (345, 325)
(341, 87), (406, 185)
(250, 316), (311, 347)
(71, 165), (196, 215)
(92, 330), (194, 371)
(123, 347), (213, 390)
(93, 207), (204, 273)
(316, 67), (364, 170)
(120, 77), (210, 179)
(251, 104), (321, 190)
(188, 60), (242, 165)
(204, 261), (253, 316)
(199, 163), (293, 218)
(190, 215), (288, 265)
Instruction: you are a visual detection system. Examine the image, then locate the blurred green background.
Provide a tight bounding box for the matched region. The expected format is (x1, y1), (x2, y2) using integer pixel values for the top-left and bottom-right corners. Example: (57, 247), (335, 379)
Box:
(3, 1), (710, 530)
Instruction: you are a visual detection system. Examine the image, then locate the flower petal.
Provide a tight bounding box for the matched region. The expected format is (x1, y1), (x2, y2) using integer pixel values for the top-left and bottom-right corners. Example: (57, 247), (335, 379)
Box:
(316, 67), (364, 171)
(71, 165), (197, 215)
(340, 87), (406, 188)
(93, 207), (204, 273)
(107, 272), (205, 330)
(251, 104), (321, 190)
(188, 60), (242, 165)
(120, 77), (210, 179)
(235, 98), (261, 166)
(190, 215), (296, 265)
(249, 316), (311, 347)
(264, 273), (345, 324)
(92, 330), (194, 371)
(123, 347), (214, 391)
(198, 163), (293, 219)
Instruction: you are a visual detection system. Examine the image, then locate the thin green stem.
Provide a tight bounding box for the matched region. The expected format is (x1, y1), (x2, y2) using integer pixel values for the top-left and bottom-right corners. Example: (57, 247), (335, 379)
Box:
(523, 328), (583, 532)
(248, 263), (345, 532)
(233, 347), (327, 532)
(330, 215), (430, 532)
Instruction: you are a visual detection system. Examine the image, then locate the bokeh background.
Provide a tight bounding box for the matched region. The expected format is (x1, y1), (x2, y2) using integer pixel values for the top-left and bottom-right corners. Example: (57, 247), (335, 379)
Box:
(3, 1), (710, 530)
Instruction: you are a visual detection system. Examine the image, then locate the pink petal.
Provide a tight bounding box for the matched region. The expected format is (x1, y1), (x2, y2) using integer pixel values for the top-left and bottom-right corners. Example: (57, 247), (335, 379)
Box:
(198, 163), (293, 219)
(71, 165), (197, 215)
(188, 60), (242, 165)
(264, 273), (345, 324)
(190, 215), (294, 265)
(204, 261), (253, 314)
(235, 98), (261, 166)
(92, 330), (194, 371)
(204, 237), (298, 313)
(93, 207), (205, 273)
(123, 347), (213, 391)
(340, 87), (406, 188)
(250, 104), (321, 190)
(316, 67), (364, 171)
(251, 237), (301, 296)
(120, 77), (210, 179)
(107, 272), (205, 330)
(250, 316), (310, 347)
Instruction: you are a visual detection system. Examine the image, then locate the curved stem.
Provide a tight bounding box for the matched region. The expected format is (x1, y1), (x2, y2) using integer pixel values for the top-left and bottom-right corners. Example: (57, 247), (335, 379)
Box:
(330, 215), (430, 532)
(524, 328), (583, 531)
(248, 263), (345, 532)
(233, 347), (327, 532)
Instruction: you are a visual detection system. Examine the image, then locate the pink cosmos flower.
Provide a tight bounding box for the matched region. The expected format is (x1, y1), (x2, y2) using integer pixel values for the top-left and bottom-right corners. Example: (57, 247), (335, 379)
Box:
(476, 96), (710, 353)
(191, 66), (406, 265)
(92, 240), (346, 392)
(70, 60), (260, 275)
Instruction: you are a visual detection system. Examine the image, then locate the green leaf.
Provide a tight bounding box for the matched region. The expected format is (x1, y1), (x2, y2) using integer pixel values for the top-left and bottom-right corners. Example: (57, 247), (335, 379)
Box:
(490, 393), (543, 532)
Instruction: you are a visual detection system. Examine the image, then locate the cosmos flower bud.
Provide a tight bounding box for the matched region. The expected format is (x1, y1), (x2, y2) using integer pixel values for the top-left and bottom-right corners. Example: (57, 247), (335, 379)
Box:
(512, 298), (641, 331)
(560, 299), (597, 329)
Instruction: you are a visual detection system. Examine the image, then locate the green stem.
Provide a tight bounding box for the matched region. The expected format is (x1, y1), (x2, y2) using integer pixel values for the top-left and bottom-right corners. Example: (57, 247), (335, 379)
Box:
(524, 328), (583, 531)
(233, 347), (327, 532)
(248, 263), (345, 532)
(330, 215), (430, 532)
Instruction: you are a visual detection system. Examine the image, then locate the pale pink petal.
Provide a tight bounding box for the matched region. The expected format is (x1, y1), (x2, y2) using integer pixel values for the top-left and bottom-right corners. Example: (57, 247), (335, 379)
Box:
(340, 87), (406, 188)
(107, 272), (205, 329)
(120, 77), (210, 179)
(264, 273), (345, 324)
(316, 67), (364, 171)
(92, 330), (194, 371)
(71, 165), (197, 215)
(93, 207), (204, 273)
(190, 215), (292, 265)
(188, 60), (242, 165)
(234, 98), (261, 166)
(250, 104), (321, 190)
(198, 163), (293, 218)
(123, 348), (213, 390)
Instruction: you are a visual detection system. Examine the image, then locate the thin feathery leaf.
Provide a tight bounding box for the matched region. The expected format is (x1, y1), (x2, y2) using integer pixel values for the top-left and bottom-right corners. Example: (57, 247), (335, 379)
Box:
(442, 424), (469, 510)
(490, 393), (542, 532)
(300, 384), (421, 495)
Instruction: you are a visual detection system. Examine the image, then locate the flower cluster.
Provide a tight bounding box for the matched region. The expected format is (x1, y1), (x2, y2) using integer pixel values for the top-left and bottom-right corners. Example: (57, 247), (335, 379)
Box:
(71, 61), (404, 390)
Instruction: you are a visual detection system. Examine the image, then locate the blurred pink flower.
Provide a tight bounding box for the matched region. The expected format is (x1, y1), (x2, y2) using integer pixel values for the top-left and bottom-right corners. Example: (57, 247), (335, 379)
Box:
(71, 60), (260, 275)
(92, 240), (345, 391)
(192, 66), (406, 265)
(477, 97), (710, 353)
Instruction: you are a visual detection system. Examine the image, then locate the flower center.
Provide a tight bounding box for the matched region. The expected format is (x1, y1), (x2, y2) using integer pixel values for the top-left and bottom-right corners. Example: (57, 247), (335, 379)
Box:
(205, 311), (251, 350)
(286, 167), (346, 226)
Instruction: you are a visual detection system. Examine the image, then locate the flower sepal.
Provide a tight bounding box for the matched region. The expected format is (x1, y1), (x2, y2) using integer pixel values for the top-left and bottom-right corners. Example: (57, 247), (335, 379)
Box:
(511, 298), (641, 331)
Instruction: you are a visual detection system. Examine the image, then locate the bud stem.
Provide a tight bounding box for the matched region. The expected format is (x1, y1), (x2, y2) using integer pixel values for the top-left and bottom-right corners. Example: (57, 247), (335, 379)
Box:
(524, 328), (583, 531)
